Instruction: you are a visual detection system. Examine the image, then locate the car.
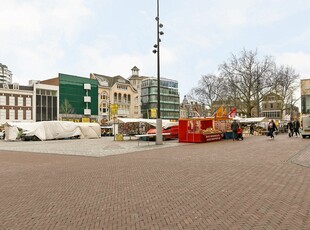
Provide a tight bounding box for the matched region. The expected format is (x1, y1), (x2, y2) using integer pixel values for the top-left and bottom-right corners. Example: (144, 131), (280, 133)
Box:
(146, 125), (179, 140)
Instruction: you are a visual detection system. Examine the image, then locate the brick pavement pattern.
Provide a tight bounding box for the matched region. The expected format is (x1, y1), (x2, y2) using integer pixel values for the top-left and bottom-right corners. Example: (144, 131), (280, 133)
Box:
(1, 134), (310, 229)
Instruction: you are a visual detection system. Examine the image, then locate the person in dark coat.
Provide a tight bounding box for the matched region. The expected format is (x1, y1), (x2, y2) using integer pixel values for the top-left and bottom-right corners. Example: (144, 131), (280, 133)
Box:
(267, 120), (277, 139)
(250, 123), (254, 135)
(287, 120), (293, 137)
(293, 118), (300, 137)
(231, 119), (239, 141)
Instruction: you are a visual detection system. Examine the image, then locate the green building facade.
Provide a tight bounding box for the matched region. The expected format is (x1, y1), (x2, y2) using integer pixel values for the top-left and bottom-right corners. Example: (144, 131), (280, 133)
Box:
(59, 73), (98, 121)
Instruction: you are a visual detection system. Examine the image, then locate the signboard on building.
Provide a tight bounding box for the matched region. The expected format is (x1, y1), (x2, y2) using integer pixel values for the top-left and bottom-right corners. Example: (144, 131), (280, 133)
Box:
(150, 108), (157, 118)
(82, 117), (90, 123)
(110, 104), (118, 116)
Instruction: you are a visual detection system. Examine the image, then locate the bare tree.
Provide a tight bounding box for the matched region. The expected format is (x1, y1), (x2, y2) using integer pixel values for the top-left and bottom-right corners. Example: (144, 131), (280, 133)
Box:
(188, 74), (226, 114)
(219, 49), (276, 117)
(274, 65), (299, 118)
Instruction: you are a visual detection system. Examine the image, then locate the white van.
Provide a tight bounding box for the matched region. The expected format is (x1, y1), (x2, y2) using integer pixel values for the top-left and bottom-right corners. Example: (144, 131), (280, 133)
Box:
(301, 116), (310, 138)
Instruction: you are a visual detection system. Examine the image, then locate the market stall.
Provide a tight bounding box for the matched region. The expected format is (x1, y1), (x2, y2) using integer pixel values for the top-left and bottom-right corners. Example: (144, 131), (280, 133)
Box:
(179, 118), (218, 143)
(179, 116), (233, 143)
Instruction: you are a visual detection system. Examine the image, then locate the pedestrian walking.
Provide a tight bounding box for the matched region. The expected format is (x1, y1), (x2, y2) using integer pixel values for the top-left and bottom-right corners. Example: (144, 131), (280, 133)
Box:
(267, 120), (277, 140)
(287, 120), (293, 137)
(250, 124), (254, 135)
(293, 118), (300, 137)
(231, 119), (239, 141)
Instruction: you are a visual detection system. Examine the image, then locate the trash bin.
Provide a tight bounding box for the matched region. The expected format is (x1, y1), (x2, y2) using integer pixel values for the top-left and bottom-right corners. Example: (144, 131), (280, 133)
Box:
(116, 133), (123, 141)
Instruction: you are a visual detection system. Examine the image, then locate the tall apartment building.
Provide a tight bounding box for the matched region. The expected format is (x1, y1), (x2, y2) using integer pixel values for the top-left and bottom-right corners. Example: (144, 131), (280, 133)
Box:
(0, 63), (13, 84)
(141, 77), (180, 120)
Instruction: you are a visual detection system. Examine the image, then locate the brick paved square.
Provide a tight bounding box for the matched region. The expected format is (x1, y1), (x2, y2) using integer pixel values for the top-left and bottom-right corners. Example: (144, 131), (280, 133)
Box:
(0, 134), (310, 229)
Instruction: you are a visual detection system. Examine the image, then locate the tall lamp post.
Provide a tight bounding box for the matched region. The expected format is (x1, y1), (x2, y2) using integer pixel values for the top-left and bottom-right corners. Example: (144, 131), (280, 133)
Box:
(152, 0), (164, 145)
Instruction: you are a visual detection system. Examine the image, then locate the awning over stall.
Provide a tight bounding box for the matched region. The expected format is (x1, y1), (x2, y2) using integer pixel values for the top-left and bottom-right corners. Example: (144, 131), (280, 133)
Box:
(239, 117), (269, 123)
(115, 118), (173, 127)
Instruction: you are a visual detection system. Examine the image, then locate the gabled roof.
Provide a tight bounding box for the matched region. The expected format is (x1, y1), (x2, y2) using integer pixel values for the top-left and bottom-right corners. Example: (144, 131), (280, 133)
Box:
(91, 73), (131, 87)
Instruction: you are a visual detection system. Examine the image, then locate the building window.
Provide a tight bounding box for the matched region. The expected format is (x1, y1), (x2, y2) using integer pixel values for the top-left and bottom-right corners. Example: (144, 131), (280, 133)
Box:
(18, 110), (23, 120)
(0, 96), (5, 105)
(9, 96), (15, 106)
(26, 97), (31, 106)
(18, 97), (23, 106)
(13, 84), (19, 90)
(0, 109), (6, 119)
(270, 103), (273, 109)
(26, 110), (31, 120)
(101, 92), (108, 100)
(9, 109), (15, 120)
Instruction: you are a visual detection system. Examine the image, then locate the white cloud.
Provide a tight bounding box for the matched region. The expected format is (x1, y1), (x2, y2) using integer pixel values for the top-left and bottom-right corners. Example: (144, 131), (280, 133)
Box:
(79, 44), (155, 78)
(277, 52), (310, 78)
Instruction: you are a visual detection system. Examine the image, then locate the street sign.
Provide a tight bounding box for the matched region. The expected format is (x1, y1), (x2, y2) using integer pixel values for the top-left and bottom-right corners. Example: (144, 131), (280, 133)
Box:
(151, 108), (157, 118)
(110, 104), (118, 116)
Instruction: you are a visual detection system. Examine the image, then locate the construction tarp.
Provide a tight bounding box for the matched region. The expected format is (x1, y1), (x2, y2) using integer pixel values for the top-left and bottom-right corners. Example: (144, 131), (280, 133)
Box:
(4, 121), (100, 141)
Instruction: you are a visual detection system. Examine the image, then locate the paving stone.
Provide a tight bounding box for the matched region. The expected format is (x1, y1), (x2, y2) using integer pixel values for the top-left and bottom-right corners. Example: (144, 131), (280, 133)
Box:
(0, 134), (310, 229)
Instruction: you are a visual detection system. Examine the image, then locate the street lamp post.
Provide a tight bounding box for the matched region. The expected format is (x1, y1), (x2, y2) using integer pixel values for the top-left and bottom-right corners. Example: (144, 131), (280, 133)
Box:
(152, 0), (164, 145)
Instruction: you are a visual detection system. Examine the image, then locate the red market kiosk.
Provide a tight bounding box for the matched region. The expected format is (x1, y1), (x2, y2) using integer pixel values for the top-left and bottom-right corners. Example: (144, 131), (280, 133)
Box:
(178, 118), (218, 143)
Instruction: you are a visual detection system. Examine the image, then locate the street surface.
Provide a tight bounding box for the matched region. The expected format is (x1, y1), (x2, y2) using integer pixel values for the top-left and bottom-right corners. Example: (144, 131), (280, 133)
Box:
(0, 134), (310, 229)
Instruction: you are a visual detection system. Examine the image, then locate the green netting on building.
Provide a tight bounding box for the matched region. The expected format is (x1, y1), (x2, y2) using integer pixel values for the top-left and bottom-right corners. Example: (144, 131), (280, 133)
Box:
(59, 73), (98, 115)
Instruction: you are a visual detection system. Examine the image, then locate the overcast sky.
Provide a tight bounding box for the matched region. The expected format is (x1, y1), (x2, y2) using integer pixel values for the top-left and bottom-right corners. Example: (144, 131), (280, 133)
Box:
(1, 0), (310, 100)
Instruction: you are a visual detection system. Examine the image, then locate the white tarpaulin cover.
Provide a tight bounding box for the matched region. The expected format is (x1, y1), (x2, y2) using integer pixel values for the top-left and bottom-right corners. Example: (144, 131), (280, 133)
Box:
(4, 121), (100, 141)
(4, 125), (19, 141)
(77, 123), (101, 139)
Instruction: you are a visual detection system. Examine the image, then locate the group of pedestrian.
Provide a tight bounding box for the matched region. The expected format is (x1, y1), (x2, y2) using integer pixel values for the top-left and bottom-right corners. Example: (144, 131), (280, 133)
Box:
(287, 118), (300, 137)
(267, 118), (300, 140)
(231, 118), (301, 141)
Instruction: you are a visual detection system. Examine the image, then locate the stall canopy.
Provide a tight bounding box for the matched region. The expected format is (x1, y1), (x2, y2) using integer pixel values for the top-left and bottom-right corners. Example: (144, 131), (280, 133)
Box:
(238, 117), (269, 123)
(116, 118), (173, 127)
